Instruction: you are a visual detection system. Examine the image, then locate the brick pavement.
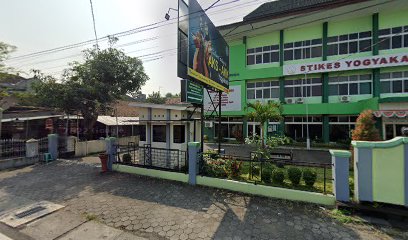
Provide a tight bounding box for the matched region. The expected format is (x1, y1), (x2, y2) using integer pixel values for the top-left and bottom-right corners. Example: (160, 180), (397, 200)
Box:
(0, 160), (405, 240)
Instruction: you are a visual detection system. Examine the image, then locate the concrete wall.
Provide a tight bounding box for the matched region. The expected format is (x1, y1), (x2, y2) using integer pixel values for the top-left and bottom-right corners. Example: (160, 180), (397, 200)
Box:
(352, 137), (408, 206)
(75, 136), (139, 157)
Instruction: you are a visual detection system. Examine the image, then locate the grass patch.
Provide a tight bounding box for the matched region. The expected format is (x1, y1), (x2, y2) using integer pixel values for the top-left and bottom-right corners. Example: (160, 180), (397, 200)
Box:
(83, 212), (98, 221)
(329, 209), (363, 224)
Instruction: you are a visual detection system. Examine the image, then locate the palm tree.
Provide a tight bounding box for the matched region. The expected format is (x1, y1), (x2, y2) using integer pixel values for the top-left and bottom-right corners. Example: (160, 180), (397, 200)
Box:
(247, 101), (282, 148)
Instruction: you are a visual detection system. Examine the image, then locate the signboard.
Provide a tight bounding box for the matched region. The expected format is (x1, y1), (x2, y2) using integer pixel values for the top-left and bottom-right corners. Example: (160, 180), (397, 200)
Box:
(188, 0), (229, 92)
(181, 79), (203, 104)
(283, 53), (408, 76)
(204, 85), (241, 112)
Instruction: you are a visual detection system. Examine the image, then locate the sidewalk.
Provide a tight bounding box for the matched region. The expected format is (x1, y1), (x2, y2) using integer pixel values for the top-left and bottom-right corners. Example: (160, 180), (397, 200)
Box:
(0, 208), (147, 240)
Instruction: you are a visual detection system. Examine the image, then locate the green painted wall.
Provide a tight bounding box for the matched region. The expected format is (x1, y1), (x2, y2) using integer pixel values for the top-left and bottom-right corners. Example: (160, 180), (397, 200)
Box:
(285, 24), (322, 42)
(247, 32), (280, 48)
(372, 145), (405, 205)
(196, 176), (335, 206)
(379, 9), (408, 29)
(328, 15), (371, 36)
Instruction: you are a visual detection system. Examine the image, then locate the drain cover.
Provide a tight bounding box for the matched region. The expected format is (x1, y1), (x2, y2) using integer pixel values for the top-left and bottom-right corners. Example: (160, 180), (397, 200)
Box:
(15, 206), (46, 219)
(0, 201), (64, 227)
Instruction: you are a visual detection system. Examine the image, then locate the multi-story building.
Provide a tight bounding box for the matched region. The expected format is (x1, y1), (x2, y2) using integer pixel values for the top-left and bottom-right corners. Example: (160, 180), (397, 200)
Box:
(204, 0), (408, 143)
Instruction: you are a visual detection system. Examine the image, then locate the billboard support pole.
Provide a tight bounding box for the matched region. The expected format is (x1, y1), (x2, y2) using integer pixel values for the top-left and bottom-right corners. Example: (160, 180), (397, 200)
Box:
(201, 103), (204, 155)
(218, 90), (222, 154)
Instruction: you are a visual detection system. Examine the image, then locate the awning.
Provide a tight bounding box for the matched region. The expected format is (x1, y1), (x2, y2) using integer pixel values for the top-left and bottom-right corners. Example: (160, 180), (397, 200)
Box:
(373, 110), (408, 118)
(97, 116), (139, 126)
(1, 115), (63, 123)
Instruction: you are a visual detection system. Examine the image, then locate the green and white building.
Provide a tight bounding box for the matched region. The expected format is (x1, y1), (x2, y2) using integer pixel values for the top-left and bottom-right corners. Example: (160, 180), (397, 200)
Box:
(204, 0), (408, 143)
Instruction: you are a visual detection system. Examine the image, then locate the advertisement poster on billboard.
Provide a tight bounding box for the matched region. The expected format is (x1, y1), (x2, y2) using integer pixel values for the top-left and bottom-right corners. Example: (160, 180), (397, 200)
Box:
(188, 0), (229, 92)
(204, 85), (241, 112)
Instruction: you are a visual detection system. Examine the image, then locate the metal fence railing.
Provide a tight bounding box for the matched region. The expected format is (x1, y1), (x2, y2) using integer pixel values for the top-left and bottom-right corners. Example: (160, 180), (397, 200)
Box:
(115, 144), (187, 173)
(0, 139), (26, 160)
(200, 152), (333, 195)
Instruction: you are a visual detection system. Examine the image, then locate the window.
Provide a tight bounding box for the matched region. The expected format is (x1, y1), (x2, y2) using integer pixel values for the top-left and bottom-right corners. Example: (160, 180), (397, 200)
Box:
(327, 31), (372, 56)
(329, 116), (357, 141)
(284, 78), (322, 98)
(380, 71), (408, 94)
(284, 38), (322, 61)
(247, 80), (280, 100)
(284, 116), (323, 141)
(329, 74), (372, 96)
(139, 125), (146, 141)
(247, 44), (280, 65)
(152, 125), (166, 142)
(173, 125), (185, 143)
(379, 26), (408, 50)
(213, 117), (243, 139)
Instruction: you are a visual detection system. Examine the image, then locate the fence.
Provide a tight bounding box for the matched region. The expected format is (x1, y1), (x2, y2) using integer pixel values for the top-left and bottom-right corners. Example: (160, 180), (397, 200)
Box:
(0, 139), (26, 160)
(199, 152), (333, 195)
(116, 144), (187, 173)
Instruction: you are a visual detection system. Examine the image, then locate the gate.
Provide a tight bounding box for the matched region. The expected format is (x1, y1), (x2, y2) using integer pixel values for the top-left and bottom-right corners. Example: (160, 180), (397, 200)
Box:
(58, 136), (76, 158)
(116, 143), (187, 173)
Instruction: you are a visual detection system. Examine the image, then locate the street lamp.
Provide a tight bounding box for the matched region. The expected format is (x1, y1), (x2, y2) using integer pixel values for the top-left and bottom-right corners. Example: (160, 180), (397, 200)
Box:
(304, 72), (310, 150)
(165, 7), (178, 20)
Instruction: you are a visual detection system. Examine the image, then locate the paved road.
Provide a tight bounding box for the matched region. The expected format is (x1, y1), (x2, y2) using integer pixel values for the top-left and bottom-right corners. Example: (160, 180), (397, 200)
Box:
(0, 159), (405, 240)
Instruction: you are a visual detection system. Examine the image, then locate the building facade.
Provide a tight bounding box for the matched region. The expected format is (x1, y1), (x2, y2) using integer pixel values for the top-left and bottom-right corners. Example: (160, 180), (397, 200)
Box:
(204, 0), (408, 143)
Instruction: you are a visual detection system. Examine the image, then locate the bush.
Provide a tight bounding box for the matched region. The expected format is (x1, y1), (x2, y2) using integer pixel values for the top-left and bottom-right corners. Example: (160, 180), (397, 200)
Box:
(224, 158), (242, 179)
(261, 163), (275, 183)
(272, 169), (285, 185)
(287, 167), (302, 185)
(303, 169), (317, 187)
(251, 165), (260, 176)
(122, 153), (132, 164)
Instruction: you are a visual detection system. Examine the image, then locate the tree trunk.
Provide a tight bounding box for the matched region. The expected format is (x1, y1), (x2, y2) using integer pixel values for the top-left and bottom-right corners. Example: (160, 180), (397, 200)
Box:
(260, 122), (265, 149)
(83, 114), (98, 140)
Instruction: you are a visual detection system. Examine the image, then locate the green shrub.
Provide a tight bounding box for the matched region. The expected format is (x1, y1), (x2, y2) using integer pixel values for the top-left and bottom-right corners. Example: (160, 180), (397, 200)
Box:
(272, 169), (285, 185)
(262, 164), (274, 183)
(122, 153), (132, 164)
(303, 169), (317, 187)
(251, 165), (260, 176)
(349, 177), (354, 197)
(287, 167), (302, 185)
(224, 158), (242, 179)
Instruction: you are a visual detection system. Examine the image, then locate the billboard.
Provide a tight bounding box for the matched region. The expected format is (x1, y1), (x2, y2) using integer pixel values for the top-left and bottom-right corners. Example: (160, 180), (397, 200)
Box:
(188, 0), (229, 92)
(204, 85), (241, 112)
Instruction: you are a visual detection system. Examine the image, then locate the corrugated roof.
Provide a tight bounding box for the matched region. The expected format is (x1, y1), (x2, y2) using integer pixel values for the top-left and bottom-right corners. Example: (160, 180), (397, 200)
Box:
(244, 0), (366, 22)
(97, 116), (139, 126)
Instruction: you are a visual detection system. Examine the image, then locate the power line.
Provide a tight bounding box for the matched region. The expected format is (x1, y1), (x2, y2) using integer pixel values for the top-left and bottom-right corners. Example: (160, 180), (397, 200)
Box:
(5, 0), (250, 62)
(89, 0), (99, 48)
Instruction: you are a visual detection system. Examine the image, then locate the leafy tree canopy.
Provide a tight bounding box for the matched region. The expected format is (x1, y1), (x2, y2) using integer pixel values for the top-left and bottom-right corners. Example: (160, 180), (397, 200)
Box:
(0, 42), (16, 77)
(146, 91), (165, 104)
(352, 109), (381, 141)
(33, 39), (149, 139)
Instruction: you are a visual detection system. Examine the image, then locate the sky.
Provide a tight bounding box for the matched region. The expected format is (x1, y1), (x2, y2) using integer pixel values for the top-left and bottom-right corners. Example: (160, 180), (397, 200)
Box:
(0, 0), (269, 96)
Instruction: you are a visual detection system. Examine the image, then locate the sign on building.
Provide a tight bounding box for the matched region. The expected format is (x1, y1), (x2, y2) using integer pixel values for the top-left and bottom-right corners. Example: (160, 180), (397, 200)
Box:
(181, 79), (203, 104)
(187, 0), (229, 92)
(283, 53), (408, 76)
(204, 85), (241, 112)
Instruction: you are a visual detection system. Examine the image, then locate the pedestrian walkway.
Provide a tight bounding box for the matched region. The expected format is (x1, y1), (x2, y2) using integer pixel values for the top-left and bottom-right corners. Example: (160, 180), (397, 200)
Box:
(0, 159), (406, 239)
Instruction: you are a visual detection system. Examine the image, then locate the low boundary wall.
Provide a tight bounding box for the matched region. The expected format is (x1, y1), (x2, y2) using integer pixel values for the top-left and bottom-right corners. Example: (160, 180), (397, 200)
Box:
(113, 164), (335, 206)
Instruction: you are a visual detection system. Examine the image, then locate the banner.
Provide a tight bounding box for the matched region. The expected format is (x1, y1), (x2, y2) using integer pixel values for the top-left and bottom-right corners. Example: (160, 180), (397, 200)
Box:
(181, 79), (203, 104)
(188, 0), (229, 92)
(283, 53), (408, 76)
(204, 85), (241, 112)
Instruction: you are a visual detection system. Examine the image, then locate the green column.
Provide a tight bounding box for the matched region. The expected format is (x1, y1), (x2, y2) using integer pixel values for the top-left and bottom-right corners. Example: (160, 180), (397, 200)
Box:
(243, 117), (248, 138)
(279, 120), (285, 136)
(322, 22), (329, 104)
(322, 73), (329, 103)
(279, 30), (284, 66)
(372, 13), (379, 56)
(323, 115), (330, 143)
(373, 68), (381, 98)
(322, 22), (328, 61)
(279, 77), (285, 102)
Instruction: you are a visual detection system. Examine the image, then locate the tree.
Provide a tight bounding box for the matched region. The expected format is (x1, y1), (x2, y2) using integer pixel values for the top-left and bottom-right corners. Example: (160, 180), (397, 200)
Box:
(352, 109), (381, 141)
(247, 101), (282, 148)
(34, 39), (149, 139)
(0, 42), (16, 76)
(146, 91), (165, 104)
